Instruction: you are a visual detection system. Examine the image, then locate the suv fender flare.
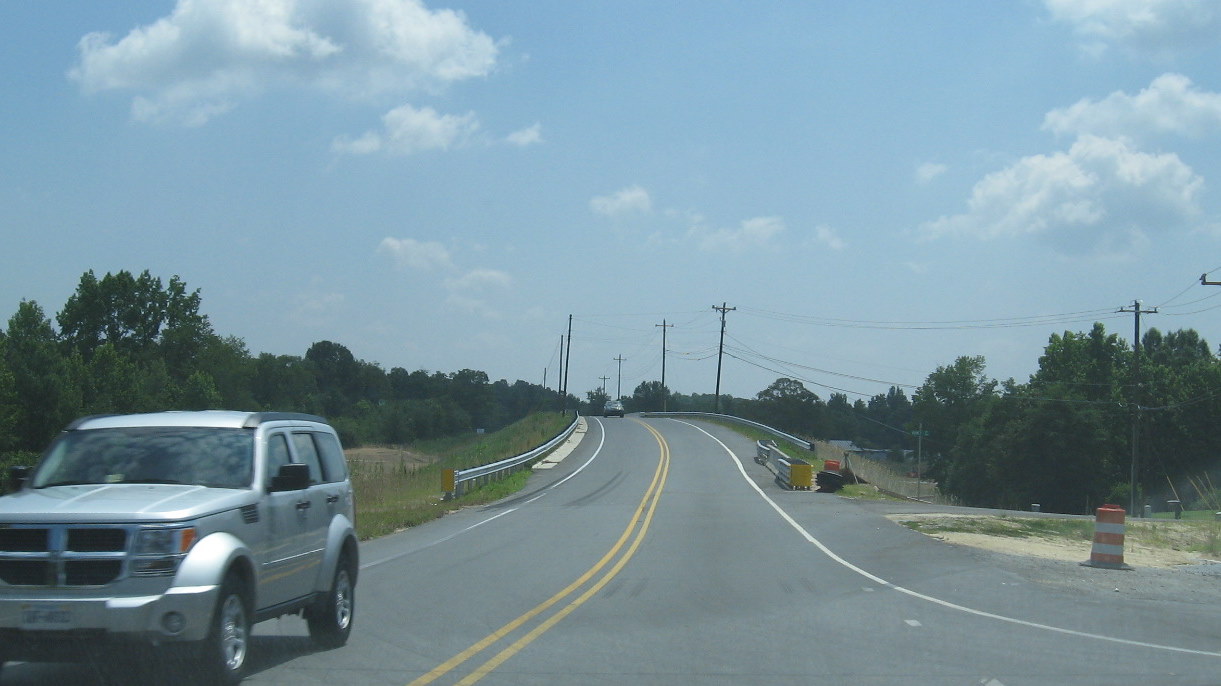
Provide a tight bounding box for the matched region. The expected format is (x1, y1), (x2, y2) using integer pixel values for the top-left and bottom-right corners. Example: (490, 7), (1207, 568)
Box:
(177, 531), (256, 590)
(316, 515), (358, 593)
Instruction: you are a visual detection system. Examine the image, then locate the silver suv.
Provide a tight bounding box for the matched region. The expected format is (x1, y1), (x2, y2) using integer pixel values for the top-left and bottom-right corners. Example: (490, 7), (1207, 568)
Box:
(0, 411), (359, 683)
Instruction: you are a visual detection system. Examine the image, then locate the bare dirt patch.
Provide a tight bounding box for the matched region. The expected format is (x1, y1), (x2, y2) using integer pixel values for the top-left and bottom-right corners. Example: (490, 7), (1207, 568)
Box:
(346, 446), (435, 466)
(888, 513), (1210, 569)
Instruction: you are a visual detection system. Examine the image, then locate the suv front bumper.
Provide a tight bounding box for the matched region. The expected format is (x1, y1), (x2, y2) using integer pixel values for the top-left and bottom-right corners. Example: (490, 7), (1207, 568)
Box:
(0, 582), (219, 657)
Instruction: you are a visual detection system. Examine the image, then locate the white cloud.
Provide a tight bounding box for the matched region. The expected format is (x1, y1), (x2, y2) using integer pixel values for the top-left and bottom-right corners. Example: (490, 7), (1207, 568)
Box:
(916, 162), (948, 184)
(290, 291), (345, 327)
(689, 216), (785, 252)
(920, 135), (1203, 256)
(377, 237), (453, 270)
(590, 185), (652, 217)
(506, 123), (542, 147)
(811, 225), (846, 251)
(444, 268), (513, 291)
(443, 268), (513, 317)
(69, 0), (499, 126)
(1043, 73), (1221, 141)
(1045, 0), (1221, 54)
(334, 103), (479, 155)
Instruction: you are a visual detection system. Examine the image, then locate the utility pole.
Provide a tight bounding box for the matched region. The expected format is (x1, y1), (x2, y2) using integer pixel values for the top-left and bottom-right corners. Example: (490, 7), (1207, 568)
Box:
(563, 316), (573, 415)
(599, 376), (610, 396)
(556, 334), (564, 412)
(1118, 299), (1157, 516)
(911, 424), (929, 501)
(713, 302), (735, 413)
(656, 320), (673, 411)
(614, 355), (625, 399)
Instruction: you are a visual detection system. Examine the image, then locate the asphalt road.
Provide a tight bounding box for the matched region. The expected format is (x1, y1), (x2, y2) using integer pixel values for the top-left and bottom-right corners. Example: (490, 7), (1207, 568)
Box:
(6, 416), (1221, 685)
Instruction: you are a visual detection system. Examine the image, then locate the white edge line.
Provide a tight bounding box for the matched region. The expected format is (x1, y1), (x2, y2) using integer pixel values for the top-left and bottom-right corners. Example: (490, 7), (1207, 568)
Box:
(670, 418), (1221, 659)
(362, 417), (608, 571)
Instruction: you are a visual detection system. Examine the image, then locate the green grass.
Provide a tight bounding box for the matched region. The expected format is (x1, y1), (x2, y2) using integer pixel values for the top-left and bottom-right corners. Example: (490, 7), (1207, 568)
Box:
(1150, 509), (1220, 521)
(350, 412), (571, 540)
(837, 483), (897, 500)
(903, 515), (1095, 541)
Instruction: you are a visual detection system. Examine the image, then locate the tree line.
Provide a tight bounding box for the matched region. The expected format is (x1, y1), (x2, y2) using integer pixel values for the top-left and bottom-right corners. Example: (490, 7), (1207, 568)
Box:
(623, 323), (1220, 515)
(6, 270), (1219, 515)
(0, 270), (571, 459)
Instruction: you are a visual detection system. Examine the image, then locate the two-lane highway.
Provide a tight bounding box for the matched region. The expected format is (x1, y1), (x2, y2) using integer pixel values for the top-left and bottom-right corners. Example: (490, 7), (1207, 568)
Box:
(5, 415), (1220, 685)
(251, 415), (1221, 685)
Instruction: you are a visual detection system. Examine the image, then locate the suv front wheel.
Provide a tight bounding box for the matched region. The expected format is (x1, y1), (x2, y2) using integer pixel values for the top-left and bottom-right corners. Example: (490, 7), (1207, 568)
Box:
(307, 553), (355, 648)
(198, 572), (252, 685)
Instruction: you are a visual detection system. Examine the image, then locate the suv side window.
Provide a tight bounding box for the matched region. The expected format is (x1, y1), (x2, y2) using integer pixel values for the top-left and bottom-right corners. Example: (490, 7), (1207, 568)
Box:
(291, 432), (323, 484)
(314, 433), (347, 483)
(266, 433), (292, 489)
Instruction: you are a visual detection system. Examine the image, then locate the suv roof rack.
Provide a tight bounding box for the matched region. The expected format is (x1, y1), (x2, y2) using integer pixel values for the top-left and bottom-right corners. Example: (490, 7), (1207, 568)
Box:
(241, 412), (328, 428)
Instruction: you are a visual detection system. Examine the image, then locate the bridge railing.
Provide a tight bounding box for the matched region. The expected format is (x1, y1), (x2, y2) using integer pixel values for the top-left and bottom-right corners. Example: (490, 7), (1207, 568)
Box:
(640, 411), (813, 450)
(443, 414), (581, 500)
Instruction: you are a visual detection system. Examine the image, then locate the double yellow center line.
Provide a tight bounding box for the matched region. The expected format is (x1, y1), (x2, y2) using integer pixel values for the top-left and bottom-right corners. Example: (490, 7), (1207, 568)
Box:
(407, 420), (671, 686)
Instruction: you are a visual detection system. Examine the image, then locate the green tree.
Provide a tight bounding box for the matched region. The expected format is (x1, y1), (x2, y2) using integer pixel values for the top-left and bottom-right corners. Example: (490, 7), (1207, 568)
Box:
(58, 270), (212, 376)
(5, 301), (81, 449)
(0, 336), (19, 452)
(629, 380), (669, 412)
(753, 378), (823, 437)
(178, 371), (224, 410)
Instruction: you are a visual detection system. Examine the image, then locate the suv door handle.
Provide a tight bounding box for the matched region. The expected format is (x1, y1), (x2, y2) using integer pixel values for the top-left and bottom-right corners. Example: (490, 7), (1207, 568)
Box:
(296, 501), (311, 510)
(326, 495), (340, 504)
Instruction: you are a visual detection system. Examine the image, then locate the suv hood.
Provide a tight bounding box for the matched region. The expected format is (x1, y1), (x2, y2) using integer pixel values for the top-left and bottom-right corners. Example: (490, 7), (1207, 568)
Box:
(0, 484), (255, 523)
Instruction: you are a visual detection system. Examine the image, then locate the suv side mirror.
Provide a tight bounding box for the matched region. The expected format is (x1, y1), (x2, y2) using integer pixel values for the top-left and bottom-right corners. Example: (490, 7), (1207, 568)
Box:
(270, 463), (311, 492)
(8, 466), (30, 493)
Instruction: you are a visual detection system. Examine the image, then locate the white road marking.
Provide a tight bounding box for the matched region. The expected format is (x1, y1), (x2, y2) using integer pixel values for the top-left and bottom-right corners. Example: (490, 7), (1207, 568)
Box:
(674, 419), (1221, 659)
(905, 619), (922, 627)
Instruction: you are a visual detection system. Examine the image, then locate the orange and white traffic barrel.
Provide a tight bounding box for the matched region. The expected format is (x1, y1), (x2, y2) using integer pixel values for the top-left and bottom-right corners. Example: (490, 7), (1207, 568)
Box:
(1080, 504), (1132, 570)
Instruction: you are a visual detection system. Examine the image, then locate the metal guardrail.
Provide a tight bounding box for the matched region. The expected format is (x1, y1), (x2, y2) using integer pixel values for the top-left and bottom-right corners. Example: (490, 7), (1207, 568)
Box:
(754, 440), (813, 490)
(443, 414), (581, 499)
(640, 412), (813, 450)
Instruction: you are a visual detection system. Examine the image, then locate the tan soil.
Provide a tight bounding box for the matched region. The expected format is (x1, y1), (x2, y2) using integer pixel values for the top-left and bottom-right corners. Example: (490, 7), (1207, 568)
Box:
(888, 513), (1212, 569)
(345, 446), (435, 466)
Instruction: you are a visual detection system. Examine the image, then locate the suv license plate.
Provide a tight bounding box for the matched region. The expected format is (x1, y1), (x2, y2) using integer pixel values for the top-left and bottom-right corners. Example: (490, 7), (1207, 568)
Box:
(20, 603), (74, 630)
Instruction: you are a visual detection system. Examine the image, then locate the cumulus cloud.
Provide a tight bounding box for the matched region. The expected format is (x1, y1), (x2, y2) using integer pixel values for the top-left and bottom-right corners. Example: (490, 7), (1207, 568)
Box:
(69, 0), (499, 126)
(1043, 73), (1221, 141)
(505, 123), (542, 147)
(916, 162), (948, 184)
(689, 216), (786, 252)
(590, 185), (652, 217)
(444, 268), (513, 316)
(333, 103), (479, 155)
(444, 268), (513, 291)
(811, 225), (846, 251)
(1045, 0), (1221, 54)
(377, 237), (453, 270)
(920, 135), (1203, 256)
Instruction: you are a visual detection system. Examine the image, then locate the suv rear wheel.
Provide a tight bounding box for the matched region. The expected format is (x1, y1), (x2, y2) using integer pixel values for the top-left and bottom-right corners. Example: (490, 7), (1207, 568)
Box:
(307, 552), (355, 648)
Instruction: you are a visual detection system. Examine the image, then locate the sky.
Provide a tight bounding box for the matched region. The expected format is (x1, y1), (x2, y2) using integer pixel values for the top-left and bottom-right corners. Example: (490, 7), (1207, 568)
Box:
(5, 1), (1221, 404)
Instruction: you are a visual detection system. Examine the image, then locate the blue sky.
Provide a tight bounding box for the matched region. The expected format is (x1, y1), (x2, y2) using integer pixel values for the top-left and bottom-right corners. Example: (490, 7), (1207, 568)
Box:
(5, 1), (1221, 402)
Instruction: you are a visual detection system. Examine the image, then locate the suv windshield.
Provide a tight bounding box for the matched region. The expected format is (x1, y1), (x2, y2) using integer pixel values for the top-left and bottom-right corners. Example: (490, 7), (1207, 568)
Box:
(32, 427), (254, 490)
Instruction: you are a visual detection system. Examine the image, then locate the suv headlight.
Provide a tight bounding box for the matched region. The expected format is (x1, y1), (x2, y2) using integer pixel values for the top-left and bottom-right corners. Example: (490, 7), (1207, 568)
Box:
(132, 526), (197, 576)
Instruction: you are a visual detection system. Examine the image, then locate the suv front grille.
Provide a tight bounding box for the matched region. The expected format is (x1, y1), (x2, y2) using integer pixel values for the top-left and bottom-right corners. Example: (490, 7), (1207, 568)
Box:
(0, 560), (51, 586)
(0, 527), (50, 552)
(67, 528), (127, 552)
(0, 525), (131, 587)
